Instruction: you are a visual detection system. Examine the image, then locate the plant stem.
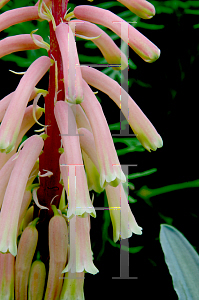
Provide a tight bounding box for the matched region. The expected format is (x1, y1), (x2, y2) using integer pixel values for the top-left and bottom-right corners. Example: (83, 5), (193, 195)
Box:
(34, 0), (68, 264)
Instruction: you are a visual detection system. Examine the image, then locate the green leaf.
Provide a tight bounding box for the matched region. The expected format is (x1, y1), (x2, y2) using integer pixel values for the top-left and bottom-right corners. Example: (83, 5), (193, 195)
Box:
(160, 224), (199, 300)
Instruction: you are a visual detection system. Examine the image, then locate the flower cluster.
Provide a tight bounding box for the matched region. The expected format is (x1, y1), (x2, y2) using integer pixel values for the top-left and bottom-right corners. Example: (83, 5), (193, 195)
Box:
(0, 0), (162, 298)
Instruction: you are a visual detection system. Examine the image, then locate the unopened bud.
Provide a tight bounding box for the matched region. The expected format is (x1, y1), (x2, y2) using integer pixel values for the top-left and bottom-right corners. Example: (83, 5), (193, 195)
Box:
(15, 218), (39, 300)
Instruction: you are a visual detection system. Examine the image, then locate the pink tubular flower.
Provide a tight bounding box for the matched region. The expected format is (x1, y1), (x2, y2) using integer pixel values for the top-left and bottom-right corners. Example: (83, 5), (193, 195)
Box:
(55, 23), (84, 104)
(0, 135), (44, 256)
(69, 20), (128, 70)
(54, 101), (96, 219)
(0, 253), (14, 299)
(105, 183), (142, 242)
(81, 66), (163, 152)
(117, 0), (155, 19)
(73, 5), (160, 63)
(62, 215), (99, 275)
(0, 34), (44, 59)
(80, 80), (126, 188)
(0, 56), (51, 153)
(0, 6), (39, 33)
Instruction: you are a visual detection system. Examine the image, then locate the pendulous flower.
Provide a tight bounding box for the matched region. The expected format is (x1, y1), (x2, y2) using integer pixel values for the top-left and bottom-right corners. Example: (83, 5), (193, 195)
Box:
(81, 66), (163, 152)
(62, 215), (99, 275)
(0, 135), (44, 256)
(80, 80), (126, 188)
(55, 101), (96, 219)
(73, 5), (160, 63)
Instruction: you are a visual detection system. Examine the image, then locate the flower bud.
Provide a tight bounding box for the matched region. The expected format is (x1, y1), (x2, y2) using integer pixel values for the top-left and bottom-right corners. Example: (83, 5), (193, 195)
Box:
(117, 0), (155, 19)
(0, 252), (14, 300)
(15, 218), (39, 300)
(28, 259), (46, 300)
(44, 206), (68, 300)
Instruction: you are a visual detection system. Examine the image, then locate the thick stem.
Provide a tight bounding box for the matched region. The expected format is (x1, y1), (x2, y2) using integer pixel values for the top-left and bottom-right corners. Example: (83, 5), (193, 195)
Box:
(34, 0), (68, 264)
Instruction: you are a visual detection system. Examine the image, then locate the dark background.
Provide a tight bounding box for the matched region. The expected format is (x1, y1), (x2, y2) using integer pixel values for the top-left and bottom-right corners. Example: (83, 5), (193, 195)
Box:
(0, 1), (199, 299)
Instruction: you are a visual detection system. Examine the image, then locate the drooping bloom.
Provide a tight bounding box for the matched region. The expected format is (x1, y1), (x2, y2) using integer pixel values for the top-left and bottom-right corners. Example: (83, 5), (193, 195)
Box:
(105, 183), (142, 242)
(73, 5), (160, 63)
(0, 56), (51, 153)
(80, 80), (126, 188)
(69, 20), (128, 70)
(116, 0), (156, 19)
(81, 66), (163, 152)
(0, 135), (44, 256)
(54, 101), (96, 219)
(55, 23), (84, 104)
(62, 215), (99, 275)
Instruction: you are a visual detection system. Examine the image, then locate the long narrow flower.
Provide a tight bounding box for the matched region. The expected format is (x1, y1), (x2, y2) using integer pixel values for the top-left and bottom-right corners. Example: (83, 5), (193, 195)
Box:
(81, 66), (163, 151)
(73, 5), (160, 63)
(0, 34), (44, 59)
(55, 22), (84, 104)
(62, 215), (99, 274)
(116, 0), (155, 19)
(0, 135), (44, 256)
(54, 101), (96, 219)
(0, 56), (51, 153)
(0, 6), (39, 33)
(69, 20), (128, 70)
(0, 253), (14, 300)
(80, 80), (126, 188)
(105, 183), (142, 242)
